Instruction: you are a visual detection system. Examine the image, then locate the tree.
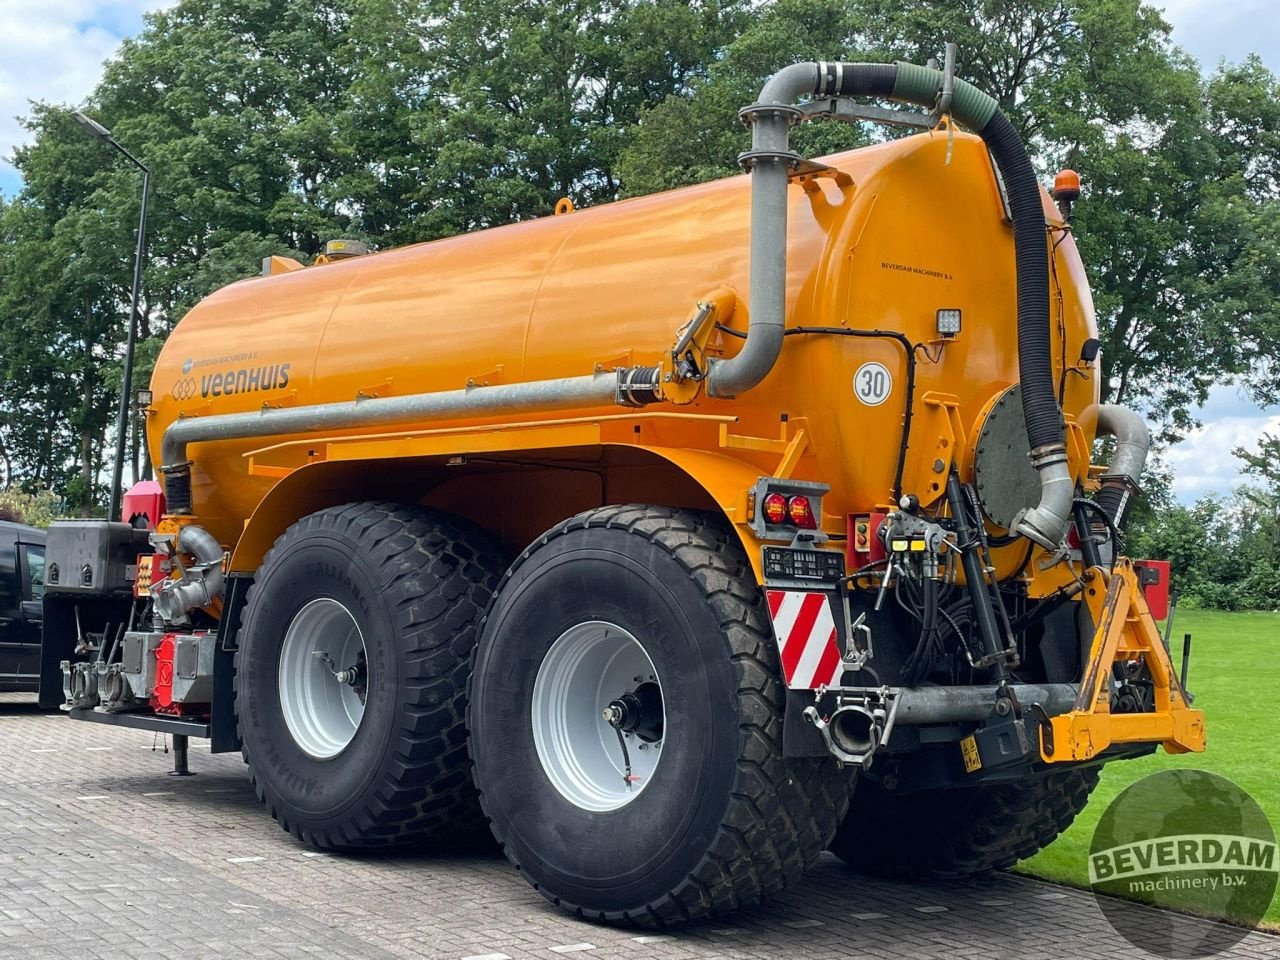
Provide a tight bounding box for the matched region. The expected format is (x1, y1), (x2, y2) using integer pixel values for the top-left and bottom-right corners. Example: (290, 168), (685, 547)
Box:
(619, 0), (880, 196)
(1233, 431), (1280, 558)
(0, 487), (60, 527)
(1125, 437), (1280, 610)
(0, 109), (125, 511)
(1, 0), (355, 507)
(402, 0), (748, 237)
(1235, 432), (1280, 494)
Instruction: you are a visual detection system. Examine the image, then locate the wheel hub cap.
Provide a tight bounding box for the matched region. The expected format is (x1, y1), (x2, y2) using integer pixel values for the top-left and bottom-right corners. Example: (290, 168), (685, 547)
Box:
(531, 621), (666, 812)
(278, 598), (368, 759)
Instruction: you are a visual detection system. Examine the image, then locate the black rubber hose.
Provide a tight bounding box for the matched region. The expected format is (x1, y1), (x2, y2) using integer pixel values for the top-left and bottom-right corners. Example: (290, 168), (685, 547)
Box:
(1094, 481), (1133, 530)
(977, 112), (1061, 452)
(831, 63), (898, 98)
(162, 464), (192, 515)
(945, 472), (1009, 681)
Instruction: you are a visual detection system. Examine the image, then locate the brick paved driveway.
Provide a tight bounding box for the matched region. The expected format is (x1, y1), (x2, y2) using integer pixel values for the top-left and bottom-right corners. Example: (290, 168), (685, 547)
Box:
(1, 693), (1275, 960)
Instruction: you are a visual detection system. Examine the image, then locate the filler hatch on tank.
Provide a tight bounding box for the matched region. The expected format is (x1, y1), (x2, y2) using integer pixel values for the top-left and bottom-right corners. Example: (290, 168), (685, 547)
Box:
(315, 239), (370, 264)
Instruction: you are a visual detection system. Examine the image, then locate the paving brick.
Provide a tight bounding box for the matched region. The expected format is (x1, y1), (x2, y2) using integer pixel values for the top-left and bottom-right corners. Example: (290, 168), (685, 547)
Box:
(1, 692), (1276, 960)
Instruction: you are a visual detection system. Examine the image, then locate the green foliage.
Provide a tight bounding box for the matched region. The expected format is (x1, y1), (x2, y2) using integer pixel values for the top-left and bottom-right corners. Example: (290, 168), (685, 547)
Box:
(0, 486), (60, 528)
(1128, 483), (1280, 611)
(398, 0), (745, 236)
(619, 0), (877, 195)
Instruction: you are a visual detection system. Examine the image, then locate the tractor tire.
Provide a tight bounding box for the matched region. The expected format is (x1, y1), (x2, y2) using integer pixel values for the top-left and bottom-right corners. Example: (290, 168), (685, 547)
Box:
(468, 504), (849, 924)
(829, 765), (1101, 878)
(235, 501), (505, 850)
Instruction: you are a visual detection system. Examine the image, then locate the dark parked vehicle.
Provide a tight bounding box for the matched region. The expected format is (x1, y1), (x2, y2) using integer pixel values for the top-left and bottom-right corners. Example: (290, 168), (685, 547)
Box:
(0, 521), (45, 692)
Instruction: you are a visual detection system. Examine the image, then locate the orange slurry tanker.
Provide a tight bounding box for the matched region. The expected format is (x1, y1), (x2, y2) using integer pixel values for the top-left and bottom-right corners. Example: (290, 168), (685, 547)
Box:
(41, 56), (1204, 923)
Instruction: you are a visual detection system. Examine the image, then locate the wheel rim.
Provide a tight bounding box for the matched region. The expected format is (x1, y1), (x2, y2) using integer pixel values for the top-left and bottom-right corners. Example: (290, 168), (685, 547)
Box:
(278, 598), (369, 759)
(531, 621), (666, 812)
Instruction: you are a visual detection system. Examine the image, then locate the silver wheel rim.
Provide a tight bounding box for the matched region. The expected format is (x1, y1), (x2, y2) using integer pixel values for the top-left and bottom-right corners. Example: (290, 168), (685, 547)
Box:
(531, 621), (665, 812)
(278, 598), (368, 759)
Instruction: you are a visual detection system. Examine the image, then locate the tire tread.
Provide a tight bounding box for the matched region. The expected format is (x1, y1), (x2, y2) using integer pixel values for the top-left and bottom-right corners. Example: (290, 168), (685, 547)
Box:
(235, 501), (504, 850)
(830, 765), (1100, 879)
(468, 503), (850, 924)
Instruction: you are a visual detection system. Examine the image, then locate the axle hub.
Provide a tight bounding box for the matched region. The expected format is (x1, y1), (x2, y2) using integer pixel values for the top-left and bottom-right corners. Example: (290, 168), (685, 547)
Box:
(602, 681), (664, 743)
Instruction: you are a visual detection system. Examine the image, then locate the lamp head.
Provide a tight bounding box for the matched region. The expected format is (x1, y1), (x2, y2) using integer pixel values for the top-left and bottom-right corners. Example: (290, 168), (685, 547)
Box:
(71, 110), (112, 140)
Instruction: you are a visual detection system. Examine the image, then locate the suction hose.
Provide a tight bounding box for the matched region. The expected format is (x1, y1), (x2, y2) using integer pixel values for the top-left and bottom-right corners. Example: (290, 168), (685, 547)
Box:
(710, 61), (1071, 547)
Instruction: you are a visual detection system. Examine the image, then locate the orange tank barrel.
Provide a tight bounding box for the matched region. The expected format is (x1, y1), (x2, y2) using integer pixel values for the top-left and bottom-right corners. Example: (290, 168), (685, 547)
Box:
(148, 131), (1100, 561)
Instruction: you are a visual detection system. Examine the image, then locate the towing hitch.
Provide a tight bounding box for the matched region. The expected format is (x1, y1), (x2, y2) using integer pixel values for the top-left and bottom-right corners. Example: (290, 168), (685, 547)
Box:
(1038, 558), (1205, 762)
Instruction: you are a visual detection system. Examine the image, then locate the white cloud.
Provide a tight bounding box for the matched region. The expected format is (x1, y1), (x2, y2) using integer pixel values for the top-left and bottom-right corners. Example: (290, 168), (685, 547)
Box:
(1164, 386), (1280, 503)
(1157, 0), (1279, 71)
(0, 1), (171, 192)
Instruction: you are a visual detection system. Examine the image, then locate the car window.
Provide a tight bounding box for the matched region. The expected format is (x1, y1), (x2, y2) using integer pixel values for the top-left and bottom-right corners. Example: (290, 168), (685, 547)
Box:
(20, 544), (45, 601)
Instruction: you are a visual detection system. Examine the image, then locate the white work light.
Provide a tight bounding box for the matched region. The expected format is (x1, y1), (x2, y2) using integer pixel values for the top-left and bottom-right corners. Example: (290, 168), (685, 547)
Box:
(936, 308), (962, 337)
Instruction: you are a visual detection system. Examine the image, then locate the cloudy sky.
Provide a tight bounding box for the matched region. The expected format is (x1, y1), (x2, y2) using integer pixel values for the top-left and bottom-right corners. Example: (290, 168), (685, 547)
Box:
(0, 0), (1276, 501)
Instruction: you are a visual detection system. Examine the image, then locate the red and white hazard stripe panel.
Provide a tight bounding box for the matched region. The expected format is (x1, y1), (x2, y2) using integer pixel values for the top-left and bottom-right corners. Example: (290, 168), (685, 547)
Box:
(765, 590), (843, 690)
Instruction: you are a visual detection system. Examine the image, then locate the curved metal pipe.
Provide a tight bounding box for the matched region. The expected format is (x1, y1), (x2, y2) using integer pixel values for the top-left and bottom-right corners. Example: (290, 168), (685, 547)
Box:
(1094, 404), (1151, 529)
(1097, 404), (1150, 488)
(152, 524), (225, 622)
(706, 63), (817, 398)
(1013, 453), (1075, 550)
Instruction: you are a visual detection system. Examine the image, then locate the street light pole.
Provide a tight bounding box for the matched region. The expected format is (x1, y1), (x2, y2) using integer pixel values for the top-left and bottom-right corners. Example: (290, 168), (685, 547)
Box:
(72, 111), (151, 522)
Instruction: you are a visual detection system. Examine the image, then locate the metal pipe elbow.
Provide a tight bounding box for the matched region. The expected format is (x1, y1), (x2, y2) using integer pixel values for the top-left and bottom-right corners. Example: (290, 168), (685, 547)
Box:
(707, 67), (818, 399)
(1014, 454), (1074, 550)
(153, 525), (225, 623)
(757, 62), (821, 106)
(177, 523), (221, 565)
(1096, 404), (1150, 486)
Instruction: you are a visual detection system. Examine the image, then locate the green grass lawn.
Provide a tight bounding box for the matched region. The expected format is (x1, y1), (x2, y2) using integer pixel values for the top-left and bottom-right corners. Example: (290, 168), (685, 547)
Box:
(1018, 609), (1280, 927)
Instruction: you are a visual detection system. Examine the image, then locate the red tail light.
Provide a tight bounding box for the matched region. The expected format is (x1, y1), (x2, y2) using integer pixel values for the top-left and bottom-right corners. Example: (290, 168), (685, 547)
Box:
(788, 495), (817, 529)
(763, 492), (788, 525)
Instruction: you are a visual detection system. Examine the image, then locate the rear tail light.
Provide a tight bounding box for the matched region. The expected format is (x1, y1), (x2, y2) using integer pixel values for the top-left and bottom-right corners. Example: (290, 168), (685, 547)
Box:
(763, 492), (788, 525)
(787, 495), (817, 530)
(752, 478), (829, 539)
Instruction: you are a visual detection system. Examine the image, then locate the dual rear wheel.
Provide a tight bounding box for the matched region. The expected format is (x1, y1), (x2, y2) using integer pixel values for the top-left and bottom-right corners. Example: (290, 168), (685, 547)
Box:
(235, 499), (1096, 921)
(234, 502), (503, 848)
(236, 502), (847, 920)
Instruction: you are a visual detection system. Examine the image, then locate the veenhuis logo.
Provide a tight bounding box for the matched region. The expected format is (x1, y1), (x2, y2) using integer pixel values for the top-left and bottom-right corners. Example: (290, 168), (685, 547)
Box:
(198, 362), (291, 398)
(1089, 769), (1278, 958)
(172, 353), (292, 401)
